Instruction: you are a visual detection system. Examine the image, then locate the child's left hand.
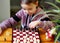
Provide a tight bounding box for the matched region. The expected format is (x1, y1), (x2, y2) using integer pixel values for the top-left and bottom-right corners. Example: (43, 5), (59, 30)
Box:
(0, 27), (2, 35)
(29, 21), (40, 29)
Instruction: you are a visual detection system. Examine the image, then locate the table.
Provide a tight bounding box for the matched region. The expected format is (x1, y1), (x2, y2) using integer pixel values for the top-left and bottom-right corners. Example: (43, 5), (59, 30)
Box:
(0, 28), (12, 43)
(38, 28), (58, 43)
(0, 28), (59, 43)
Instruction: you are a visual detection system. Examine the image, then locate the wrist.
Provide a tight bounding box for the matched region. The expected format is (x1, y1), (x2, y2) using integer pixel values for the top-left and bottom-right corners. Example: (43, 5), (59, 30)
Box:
(37, 20), (41, 24)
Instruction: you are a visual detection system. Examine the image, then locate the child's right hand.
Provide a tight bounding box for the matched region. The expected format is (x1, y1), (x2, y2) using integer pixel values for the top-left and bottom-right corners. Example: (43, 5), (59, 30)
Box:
(0, 27), (2, 35)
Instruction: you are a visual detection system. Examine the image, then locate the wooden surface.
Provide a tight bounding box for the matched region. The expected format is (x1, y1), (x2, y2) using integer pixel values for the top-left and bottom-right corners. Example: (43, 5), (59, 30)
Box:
(38, 28), (58, 43)
(0, 28), (59, 43)
(0, 28), (12, 43)
(0, 42), (12, 43)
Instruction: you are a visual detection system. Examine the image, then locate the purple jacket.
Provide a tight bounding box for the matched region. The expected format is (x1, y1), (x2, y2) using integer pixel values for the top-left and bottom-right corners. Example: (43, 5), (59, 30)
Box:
(0, 7), (55, 30)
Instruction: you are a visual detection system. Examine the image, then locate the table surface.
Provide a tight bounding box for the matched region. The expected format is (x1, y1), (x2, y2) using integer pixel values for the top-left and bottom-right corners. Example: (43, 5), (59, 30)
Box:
(0, 28), (59, 43)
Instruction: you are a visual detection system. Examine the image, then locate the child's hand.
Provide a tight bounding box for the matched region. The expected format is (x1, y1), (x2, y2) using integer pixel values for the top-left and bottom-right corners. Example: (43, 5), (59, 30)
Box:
(0, 27), (2, 35)
(45, 28), (57, 40)
(29, 21), (40, 29)
(50, 27), (57, 35)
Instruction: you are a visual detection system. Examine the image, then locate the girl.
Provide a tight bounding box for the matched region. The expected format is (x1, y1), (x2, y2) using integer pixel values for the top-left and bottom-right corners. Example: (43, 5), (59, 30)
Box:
(0, 0), (55, 34)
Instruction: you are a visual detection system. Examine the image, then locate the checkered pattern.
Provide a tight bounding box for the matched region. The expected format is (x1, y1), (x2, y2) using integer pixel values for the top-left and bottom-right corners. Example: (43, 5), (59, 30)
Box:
(13, 29), (40, 43)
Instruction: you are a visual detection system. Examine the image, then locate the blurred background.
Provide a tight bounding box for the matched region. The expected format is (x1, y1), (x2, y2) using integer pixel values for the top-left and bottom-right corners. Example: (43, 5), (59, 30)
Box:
(0, 0), (60, 22)
(0, 0), (10, 22)
(0, 0), (60, 42)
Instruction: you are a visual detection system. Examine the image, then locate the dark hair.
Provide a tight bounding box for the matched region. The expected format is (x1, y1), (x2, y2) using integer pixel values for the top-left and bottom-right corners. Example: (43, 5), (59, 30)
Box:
(20, 0), (43, 9)
(20, 0), (38, 4)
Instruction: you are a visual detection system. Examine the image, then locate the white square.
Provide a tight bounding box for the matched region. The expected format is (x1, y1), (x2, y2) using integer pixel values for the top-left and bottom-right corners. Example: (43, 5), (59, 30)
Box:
(23, 32), (26, 34)
(20, 34), (23, 36)
(16, 32), (20, 34)
(13, 34), (17, 36)
(20, 42), (23, 43)
(35, 32), (38, 34)
(13, 30), (16, 32)
(32, 34), (35, 36)
(13, 38), (16, 41)
(36, 36), (39, 38)
(29, 32), (32, 34)
(17, 36), (20, 38)
(20, 38), (23, 40)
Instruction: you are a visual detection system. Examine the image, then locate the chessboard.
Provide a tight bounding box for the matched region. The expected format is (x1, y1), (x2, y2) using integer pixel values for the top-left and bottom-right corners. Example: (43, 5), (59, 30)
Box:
(13, 29), (40, 43)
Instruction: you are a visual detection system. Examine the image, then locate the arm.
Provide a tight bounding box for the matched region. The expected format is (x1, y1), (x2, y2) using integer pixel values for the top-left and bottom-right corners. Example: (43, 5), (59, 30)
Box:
(29, 14), (55, 30)
(0, 10), (22, 30)
(38, 21), (55, 30)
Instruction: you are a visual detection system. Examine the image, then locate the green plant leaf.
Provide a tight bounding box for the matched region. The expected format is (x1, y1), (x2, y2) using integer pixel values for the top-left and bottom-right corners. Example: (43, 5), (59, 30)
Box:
(54, 32), (60, 43)
(46, 10), (60, 14)
(56, 0), (60, 3)
(45, 2), (60, 10)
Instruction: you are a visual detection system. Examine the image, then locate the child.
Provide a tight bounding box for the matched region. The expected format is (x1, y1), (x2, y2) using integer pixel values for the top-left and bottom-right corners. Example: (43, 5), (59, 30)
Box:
(0, 0), (55, 34)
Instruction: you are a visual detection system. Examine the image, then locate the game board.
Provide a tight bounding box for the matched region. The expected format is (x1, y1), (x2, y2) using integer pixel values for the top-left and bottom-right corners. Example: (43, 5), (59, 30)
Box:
(13, 29), (40, 43)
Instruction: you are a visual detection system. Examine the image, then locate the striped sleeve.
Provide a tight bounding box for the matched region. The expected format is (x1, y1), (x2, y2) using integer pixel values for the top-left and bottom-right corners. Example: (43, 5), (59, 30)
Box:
(0, 10), (23, 30)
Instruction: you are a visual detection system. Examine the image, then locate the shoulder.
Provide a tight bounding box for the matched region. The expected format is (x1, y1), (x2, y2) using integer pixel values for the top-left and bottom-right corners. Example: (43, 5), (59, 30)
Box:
(15, 9), (27, 16)
(16, 9), (24, 15)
